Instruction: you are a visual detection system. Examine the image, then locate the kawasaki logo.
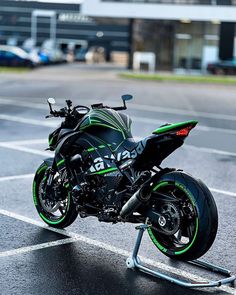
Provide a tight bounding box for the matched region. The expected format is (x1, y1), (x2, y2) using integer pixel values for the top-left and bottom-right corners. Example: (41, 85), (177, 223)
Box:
(89, 140), (147, 173)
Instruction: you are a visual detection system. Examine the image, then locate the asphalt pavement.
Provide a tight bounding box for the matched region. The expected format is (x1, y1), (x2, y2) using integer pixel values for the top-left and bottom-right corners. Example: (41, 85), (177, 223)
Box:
(0, 63), (235, 295)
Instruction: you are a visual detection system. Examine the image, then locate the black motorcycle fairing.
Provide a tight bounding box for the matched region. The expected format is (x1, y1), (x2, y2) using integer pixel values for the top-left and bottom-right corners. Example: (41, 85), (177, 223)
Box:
(75, 108), (132, 140)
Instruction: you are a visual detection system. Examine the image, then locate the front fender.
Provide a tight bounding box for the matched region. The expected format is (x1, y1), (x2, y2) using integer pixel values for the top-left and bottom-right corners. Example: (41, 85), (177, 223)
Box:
(43, 157), (54, 167)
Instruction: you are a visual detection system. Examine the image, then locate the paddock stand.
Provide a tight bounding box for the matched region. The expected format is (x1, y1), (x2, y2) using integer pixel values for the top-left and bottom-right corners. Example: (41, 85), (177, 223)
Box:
(126, 224), (236, 288)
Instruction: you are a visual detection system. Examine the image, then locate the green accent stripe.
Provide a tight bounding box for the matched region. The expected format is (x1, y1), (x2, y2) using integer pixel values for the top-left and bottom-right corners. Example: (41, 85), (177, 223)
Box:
(87, 147), (96, 152)
(93, 167), (117, 175)
(57, 159), (65, 167)
(153, 120), (198, 135)
(49, 137), (53, 145)
(87, 143), (113, 153)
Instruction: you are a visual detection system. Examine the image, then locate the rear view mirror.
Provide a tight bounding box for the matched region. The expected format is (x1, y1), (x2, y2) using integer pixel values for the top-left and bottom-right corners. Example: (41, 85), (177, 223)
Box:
(122, 94), (133, 102)
(47, 97), (55, 105)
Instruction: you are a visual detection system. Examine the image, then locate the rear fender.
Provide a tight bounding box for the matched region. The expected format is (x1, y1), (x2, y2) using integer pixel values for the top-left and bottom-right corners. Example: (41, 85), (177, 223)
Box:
(152, 120), (198, 137)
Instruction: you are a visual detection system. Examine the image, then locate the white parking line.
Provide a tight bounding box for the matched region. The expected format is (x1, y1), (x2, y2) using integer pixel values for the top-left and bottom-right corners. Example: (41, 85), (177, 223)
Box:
(0, 174), (34, 182)
(1, 128), (236, 159)
(0, 139), (47, 146)
(210, 188), (236, 198)
(0, 114), (58, 127)
(1, 96), (236, 123)
(1, 96), (236, 135)
(0, 142), (51, 157)
(132, 116), (236, 135)
(0, 172), (236, 200)
(0, 238), (78, 258)
(184, 144), (236, 158)
(0, 97), (49, 110)
(105, 99), (236, 122)
(1, 141), (236, 199)
(0, 208), (234, 295)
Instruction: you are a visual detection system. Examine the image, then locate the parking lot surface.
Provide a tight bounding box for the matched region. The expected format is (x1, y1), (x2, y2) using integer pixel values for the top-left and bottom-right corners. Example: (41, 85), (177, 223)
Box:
(0, 64), (235, 295)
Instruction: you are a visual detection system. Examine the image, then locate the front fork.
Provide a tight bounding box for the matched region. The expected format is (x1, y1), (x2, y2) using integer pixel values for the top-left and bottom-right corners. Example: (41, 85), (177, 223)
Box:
(44, 153), (76, 201)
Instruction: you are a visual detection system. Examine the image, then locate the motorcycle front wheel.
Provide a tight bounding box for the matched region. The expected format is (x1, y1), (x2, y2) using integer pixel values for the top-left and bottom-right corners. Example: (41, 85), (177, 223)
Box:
(148, 171), (218, 261)
(33, 162), (78, 228)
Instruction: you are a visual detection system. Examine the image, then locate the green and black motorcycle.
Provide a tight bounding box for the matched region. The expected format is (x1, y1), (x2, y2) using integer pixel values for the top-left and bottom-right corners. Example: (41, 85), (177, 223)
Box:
(33, 95), (218, 261)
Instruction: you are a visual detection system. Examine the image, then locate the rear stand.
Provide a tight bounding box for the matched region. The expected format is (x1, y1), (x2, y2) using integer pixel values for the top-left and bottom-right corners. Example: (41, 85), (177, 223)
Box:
(126, 224), (236, 288)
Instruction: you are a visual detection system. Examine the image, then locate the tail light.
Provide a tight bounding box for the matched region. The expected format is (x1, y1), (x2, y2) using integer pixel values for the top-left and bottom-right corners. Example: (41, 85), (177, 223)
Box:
(176, 126), (192, 136)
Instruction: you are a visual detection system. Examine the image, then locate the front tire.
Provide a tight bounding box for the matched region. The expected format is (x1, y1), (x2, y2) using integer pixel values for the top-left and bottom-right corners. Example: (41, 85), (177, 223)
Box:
(33, 163), (78, 228)
(148, 171), (218, 261)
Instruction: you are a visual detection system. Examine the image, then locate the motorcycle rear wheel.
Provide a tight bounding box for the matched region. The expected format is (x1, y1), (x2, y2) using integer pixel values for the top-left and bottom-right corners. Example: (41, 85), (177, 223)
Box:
(148, 171), (218, 261)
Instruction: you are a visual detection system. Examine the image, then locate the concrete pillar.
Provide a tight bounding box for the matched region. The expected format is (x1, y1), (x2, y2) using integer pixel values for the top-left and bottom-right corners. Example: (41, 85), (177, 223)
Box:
(219, 22), (235, 60)
(128, 18), (134, 70)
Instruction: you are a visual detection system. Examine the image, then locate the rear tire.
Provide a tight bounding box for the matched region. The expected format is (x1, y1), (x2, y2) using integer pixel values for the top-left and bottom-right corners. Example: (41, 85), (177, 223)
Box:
(33, 163), (78, 228)
(148, 171), (218, 261)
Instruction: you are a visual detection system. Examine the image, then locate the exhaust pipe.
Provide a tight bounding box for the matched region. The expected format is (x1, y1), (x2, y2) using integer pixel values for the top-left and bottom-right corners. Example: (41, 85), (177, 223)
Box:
(120, 185), (151, 219)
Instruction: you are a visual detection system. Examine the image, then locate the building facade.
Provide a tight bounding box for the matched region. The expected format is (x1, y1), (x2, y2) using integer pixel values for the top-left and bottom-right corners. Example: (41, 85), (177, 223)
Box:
(0, 0), (131, 60)
(83, 0), (236, 71)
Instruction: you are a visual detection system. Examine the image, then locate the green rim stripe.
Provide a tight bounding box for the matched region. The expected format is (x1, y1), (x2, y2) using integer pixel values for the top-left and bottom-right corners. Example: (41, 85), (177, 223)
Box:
(39, 212), (66, 225)
(147, 227), (167, 252)
(37, 165), (47, 175)
(153, 181), (169, 192)
(174, 218), (199, 255)
(57, 159), (65, 167)
(39, 193), (70, 225)
(33, 180), (37, 206)
(149, 181), (199, 255)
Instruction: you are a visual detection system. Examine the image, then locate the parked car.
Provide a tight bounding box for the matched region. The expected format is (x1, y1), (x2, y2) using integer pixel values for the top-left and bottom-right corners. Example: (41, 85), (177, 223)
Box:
(74, 47), (88, 62)
(41, 47), (66, 64)
(0, 45), (37, 67)
(207, 59), (236, 75)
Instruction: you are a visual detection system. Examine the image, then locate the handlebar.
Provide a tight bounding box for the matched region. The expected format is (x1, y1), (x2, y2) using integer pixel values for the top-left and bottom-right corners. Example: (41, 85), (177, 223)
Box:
(46, 99), (128, 120)
(45, 108), (67, 119)
(112, 106), (126, 111)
